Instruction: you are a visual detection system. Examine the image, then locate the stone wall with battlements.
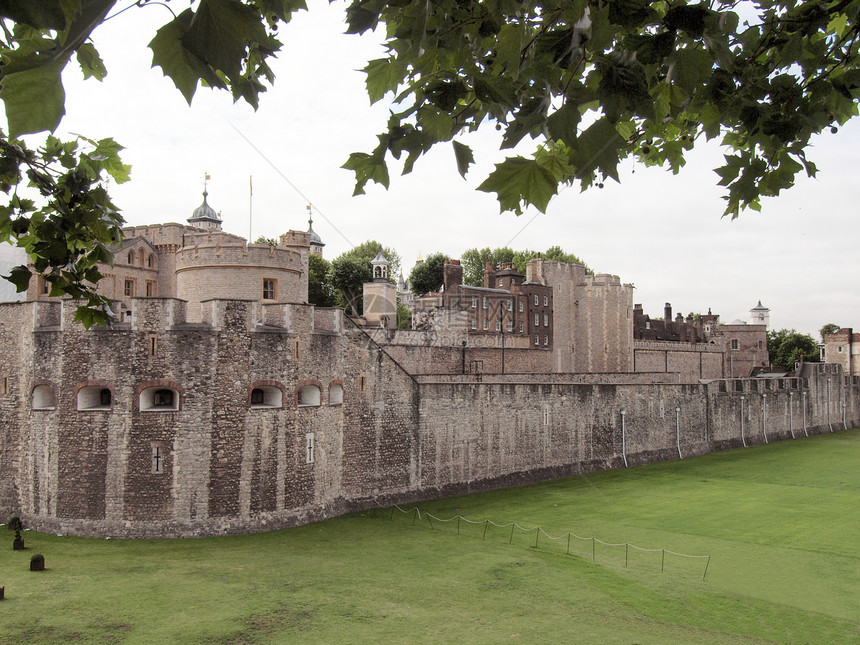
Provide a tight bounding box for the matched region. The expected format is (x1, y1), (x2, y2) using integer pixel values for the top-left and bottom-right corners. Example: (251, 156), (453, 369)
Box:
(527, 261), (634, 373)
(1, 295), (857, 540)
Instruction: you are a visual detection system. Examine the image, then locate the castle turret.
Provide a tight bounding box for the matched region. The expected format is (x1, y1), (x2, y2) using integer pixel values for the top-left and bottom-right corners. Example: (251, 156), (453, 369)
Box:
(371, 250), (389, 281)
(750, 300), (770, 327)
(187, 181), (222, 231)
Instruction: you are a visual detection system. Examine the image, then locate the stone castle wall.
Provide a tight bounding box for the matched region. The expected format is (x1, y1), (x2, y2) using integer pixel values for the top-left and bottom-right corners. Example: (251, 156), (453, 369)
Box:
(1, 298), (857, 539)
(633, 340), (726, 381)
(527, 261), (634, 373)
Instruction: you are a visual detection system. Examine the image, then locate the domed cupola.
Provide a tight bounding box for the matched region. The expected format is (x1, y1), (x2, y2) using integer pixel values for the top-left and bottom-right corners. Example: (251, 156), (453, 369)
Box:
(188, 180), (222, 231)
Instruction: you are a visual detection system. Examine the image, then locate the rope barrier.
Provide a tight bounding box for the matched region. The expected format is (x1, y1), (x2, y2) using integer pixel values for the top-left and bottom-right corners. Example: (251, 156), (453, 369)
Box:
(379, 503), (711, 580)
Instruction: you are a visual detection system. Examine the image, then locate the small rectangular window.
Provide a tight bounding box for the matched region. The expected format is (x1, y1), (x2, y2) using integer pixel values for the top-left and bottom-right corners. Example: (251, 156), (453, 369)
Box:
(294, 339), (301, 360)
(731, 339), (739, 350)
(506, 300), (512, 311)
(544, 296), (548, 306)
(535, 334), (539, 346)
(483, 319), (488, 330)
(305, 433), (315, 463)
(471, 318), (477, 330)
(519, 322), (524, 333)
(495, 320), (501, 331)
(471, 296), (477, 308)
(145, 281), (156, 297)
(41, 279), (50, 295)
(518, 301), (524, 313)
(544, 314), (549, 326)
(482, 297), (488, 309)
(544, 335), (549, 346)
(124, 279), (135, 297)
(534, 313), (539, 326)
(534, 295), (539, 306)
(262, 278), (276, 300)
(497, 279), (503, 287)
(506, 321), (513, 332)
(148, 334), (157, 357)
(838, 346), (844, 353)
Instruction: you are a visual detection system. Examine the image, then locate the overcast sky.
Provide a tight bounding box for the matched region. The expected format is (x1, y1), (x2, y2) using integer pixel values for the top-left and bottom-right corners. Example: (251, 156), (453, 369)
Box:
(47, 0), (860, 337)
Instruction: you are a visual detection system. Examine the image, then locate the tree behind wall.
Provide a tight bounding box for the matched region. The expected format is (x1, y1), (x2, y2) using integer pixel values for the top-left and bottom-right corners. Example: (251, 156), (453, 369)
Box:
(767, 329), (819, 369)
(409, 252), (447, 296)
(308, 254), (336, 308)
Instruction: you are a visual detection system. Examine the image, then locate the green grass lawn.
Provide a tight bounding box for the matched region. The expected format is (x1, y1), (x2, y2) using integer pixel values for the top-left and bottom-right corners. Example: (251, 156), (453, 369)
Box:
(2, 430), (860, 644)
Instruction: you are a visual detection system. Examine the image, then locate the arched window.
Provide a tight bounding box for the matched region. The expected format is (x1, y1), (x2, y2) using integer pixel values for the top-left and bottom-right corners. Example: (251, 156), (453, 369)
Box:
(329, 383), (343, 405)
(77, 385), (112, 411)
(147, 254), (155, 268)
(32, 384), (56, 410)
(140, 386), (180, 411)
(249, 385), (282, 409)
(127, 250), (135, 265)
(298, 385), (321, 407)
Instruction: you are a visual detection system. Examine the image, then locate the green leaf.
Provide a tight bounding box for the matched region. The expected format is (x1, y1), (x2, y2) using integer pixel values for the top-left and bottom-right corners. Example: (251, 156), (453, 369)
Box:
(418, 107), (455, 142)
(452, 140), (473, 178)
(149, 9), (203, 104)
(4, 264), (31, 292)
(666, 47), (714, 96)
(181, 0), (268, 82)
(569, 117), (624, 182)
(76, 42), (107, 81)
(0, 60), (66, 135)
(0, 0), (69, 30)
(364, 58), (406, 104)
(342, 152), (389, 195)
(546, 101), (582, 144)
(478, 157), (559, 214)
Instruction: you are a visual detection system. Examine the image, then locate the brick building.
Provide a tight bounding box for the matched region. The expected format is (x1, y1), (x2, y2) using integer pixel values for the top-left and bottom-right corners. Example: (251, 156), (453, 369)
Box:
(824, 328), (860, 376)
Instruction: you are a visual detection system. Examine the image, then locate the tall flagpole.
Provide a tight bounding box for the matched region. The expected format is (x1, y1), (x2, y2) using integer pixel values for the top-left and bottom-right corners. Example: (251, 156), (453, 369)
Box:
(249, 175), (253, 242)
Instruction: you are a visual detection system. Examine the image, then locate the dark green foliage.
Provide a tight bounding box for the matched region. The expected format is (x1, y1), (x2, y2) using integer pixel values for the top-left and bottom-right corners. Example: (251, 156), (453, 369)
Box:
(329, 241), (400, 315)
(328, 256), (371, 317)
(767, 329), (819, 369)
(820, 323), (840, 341)
(461, 246), (590, 285)
(396, 302), (411, 329)
(8, 516), (21, 531)
(409, 252), (447, 296)
(307, 254), (336, 308)
(253, 236), (279, 246)
(345, 0), (860, 217)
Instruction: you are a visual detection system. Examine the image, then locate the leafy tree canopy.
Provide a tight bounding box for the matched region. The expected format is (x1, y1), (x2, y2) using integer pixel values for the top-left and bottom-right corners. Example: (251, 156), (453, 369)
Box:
(254, 235), (279, 246)
(328, 256), (371, 316)
(461, 245), (589, 285)
(820, 322), (841, 340)
(328, 240), (400, 314)
(346, 0), (860, 218)
(338, 240), (402, 279)
(307, 253), (336, 307)
(767, 328), (819, 369)
(3, 0), (860, 324)
(409, 252), (447, 296)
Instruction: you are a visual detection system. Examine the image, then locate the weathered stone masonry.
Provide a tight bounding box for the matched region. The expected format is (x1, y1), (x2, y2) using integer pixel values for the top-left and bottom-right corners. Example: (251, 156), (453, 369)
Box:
(0, 298), (857, 538)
